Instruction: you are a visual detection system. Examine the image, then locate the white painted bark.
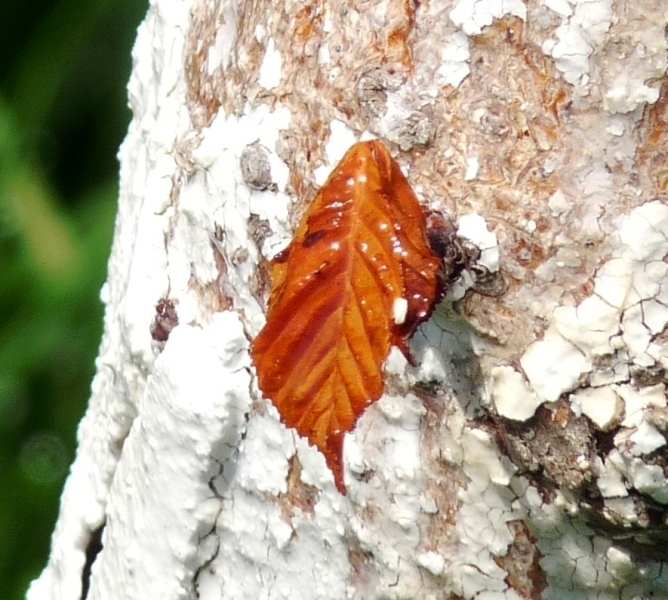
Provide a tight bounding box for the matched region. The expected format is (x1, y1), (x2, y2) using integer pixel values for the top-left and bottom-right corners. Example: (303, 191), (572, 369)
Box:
(29, 0), (668, 599)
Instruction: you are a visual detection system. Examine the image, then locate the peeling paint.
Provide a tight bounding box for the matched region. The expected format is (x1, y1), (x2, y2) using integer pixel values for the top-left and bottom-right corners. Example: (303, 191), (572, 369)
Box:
(570, 386), (622, 431)
(520, 328), (588, 402)
(450, 0), (527, 36)
(492, 365), (542, 421)
(437, 30), (470, 87)
(258, 38), (282, 90)
(542, 0), (613, 86)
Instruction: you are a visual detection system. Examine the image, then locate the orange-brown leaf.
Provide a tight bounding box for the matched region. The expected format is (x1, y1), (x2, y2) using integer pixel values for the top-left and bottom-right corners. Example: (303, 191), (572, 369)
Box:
(251, 140), (442, 493)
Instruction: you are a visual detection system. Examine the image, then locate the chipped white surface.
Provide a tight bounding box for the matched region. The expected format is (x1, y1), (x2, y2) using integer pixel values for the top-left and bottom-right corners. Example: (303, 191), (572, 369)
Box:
(464, 156), (479, 180)
(521, 327), (587, 402)
(539, 199), (668, 563)
(205, 428), (350, 600)
(233, 411), (295, 494)
(183, 104), (294, 320)
(553, 293), (622, 357)
(547, 188), (569, 216)
(491, 365), (543, 421)
(601, 20), (666, 114)
(314, 120), (359, 185)
(542, 0), (613, 86)
(89, 316), (250, 598)
(618, 201), (668, 263)
(552, 200), (668, 451)
(454, 428), (519, 598)
(450, 0), (527, 36)
(384, 345), (411, 377)
(618, 383), (666, 428)
(206, 2), (238, 73)
(596, 458), (627, 498)
(417, 551), (445, 576)
(317, 43), (330, 65)
(437, 30), (470, 87)
(346, 394), (437, 597)
(604, 76), (660, 114)
(552, 202), (668, 374)
(609, 451), (668, 505)
(258, 38), (282, 90)
(628, 422), (666, 456)
(545, 0), (572, 17)
(569, 386), (622, 431)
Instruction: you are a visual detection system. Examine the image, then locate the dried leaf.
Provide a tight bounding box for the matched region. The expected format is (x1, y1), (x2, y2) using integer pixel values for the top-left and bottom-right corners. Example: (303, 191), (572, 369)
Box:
(251, 140), (442, 493)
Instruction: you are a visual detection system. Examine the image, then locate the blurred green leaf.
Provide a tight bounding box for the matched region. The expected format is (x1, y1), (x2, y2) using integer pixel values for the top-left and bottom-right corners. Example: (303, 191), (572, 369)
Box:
(0, 100), (81, 282)
(8, 0), (115, 130)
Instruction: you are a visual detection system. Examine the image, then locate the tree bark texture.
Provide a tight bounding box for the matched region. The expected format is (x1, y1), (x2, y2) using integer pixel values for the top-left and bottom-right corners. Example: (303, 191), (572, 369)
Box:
(29, 0), (668, 599)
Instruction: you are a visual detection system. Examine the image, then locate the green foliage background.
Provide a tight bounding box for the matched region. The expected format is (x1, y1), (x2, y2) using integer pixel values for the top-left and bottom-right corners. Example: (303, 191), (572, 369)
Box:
(0, 0), (147, 597)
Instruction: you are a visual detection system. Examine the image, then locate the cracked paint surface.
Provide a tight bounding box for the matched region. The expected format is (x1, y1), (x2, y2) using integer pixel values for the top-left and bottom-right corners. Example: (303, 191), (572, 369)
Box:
(30, 0), (668, 599)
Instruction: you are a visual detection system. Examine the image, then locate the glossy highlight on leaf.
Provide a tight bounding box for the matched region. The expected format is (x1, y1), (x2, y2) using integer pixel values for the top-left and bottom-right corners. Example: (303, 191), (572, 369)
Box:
(251, 140), (442, 494)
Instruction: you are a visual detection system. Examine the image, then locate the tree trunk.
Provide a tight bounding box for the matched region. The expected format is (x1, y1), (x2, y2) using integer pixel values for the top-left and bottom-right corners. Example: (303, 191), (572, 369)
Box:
(29, 0), (668, 598)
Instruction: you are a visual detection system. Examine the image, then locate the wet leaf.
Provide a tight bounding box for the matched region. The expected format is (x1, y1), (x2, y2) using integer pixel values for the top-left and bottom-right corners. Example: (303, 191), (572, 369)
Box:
(251, 140), (442, 493)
